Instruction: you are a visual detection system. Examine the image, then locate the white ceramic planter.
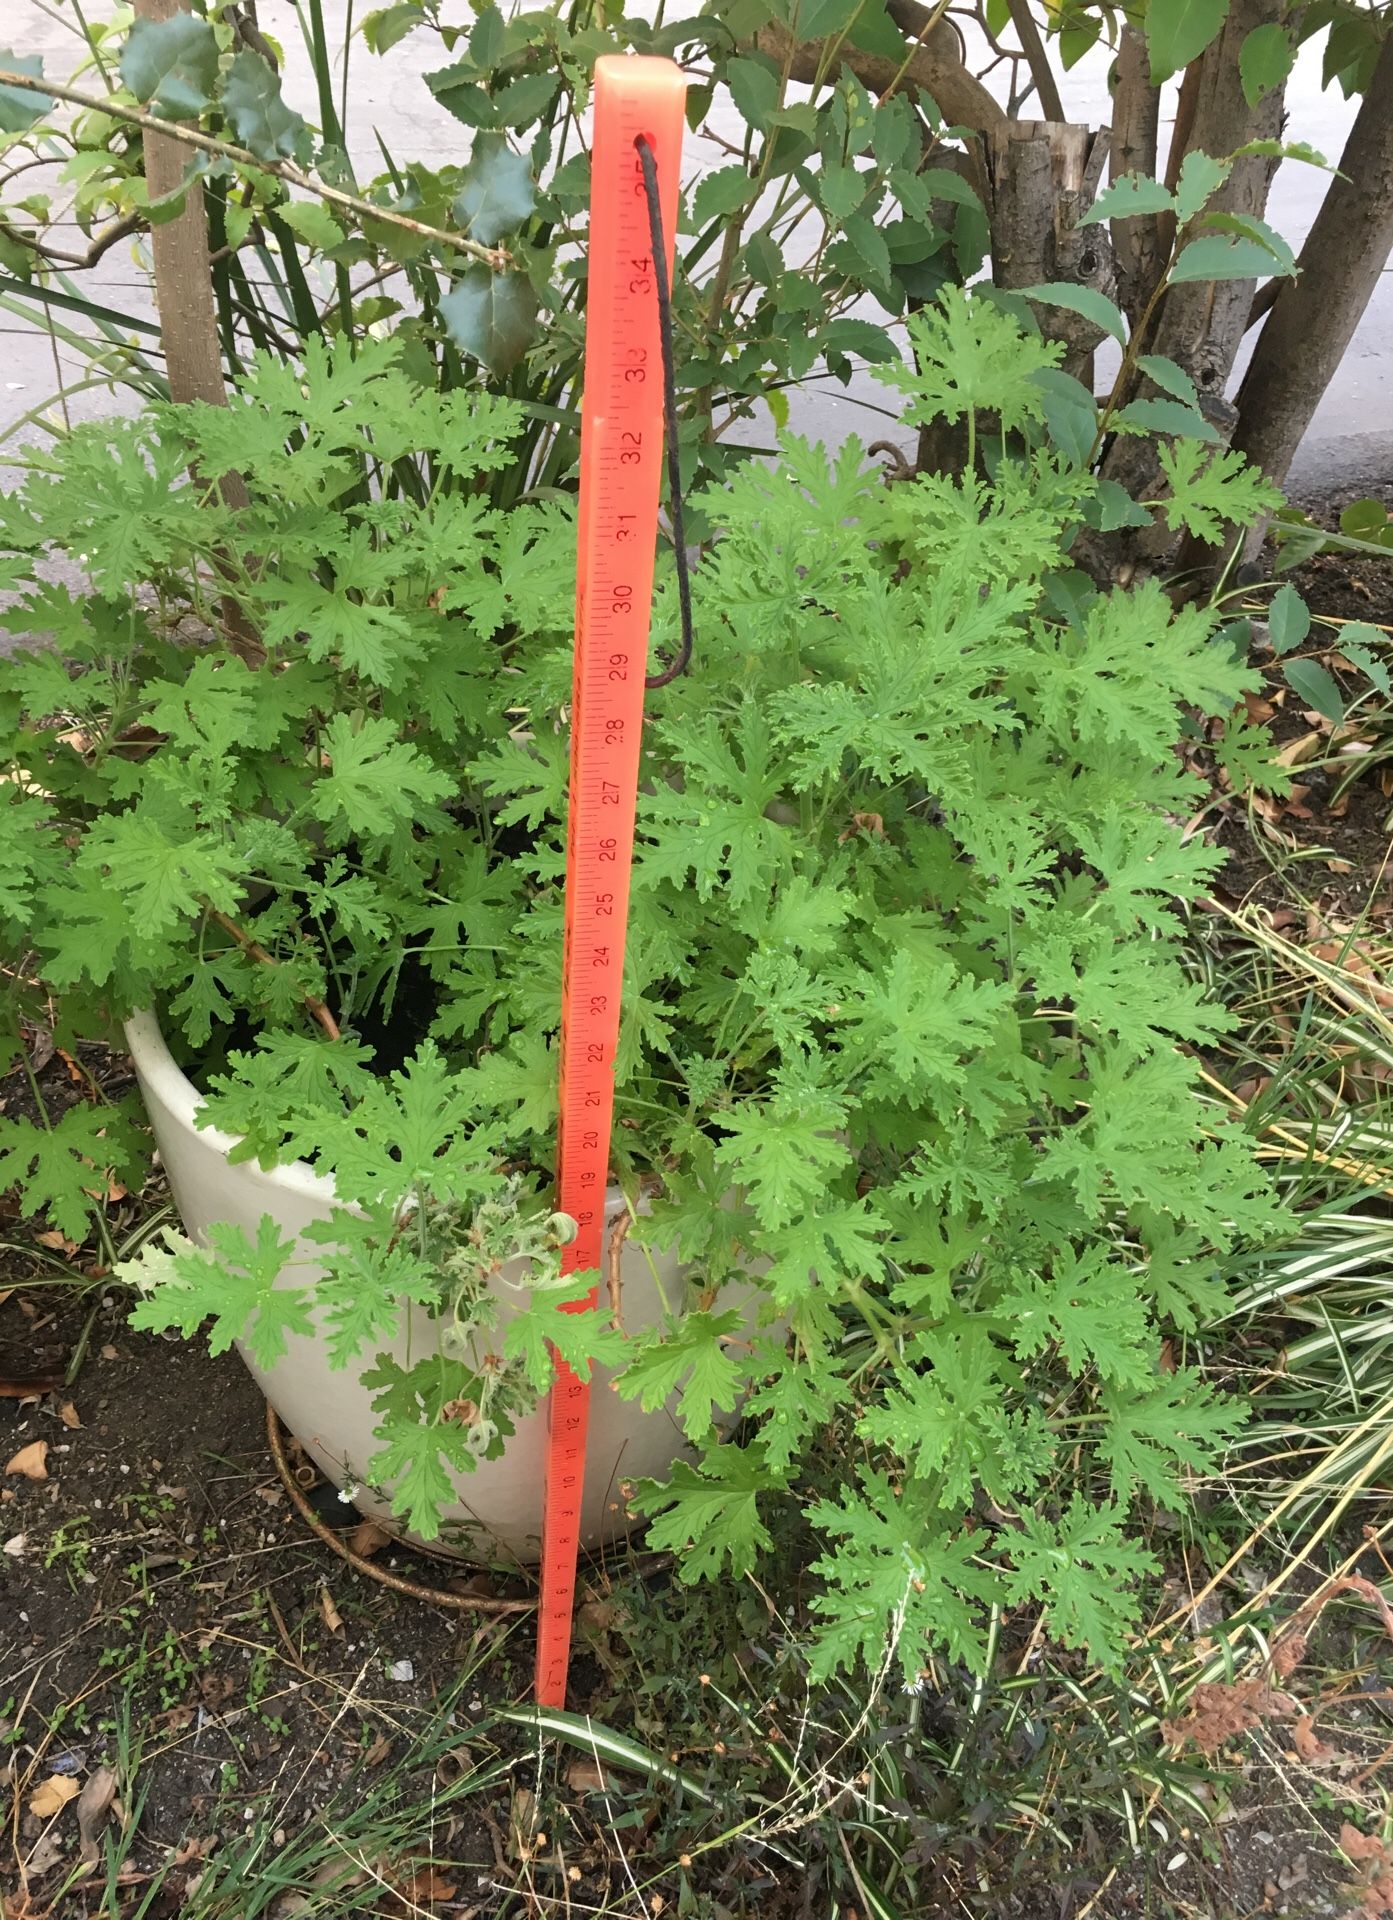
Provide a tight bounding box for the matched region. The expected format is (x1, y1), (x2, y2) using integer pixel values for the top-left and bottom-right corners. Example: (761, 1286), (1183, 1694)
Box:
(124, 1010), (692, 1565)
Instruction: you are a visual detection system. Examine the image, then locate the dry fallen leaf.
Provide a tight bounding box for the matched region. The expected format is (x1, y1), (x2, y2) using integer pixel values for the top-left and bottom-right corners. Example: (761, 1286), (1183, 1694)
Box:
(28, 1774), (81, 1820)
(318, 1585), (343, 1635)
(3, 1533), (27, 1558)
(5, 1440), (49, 1481)
(76, 1765), (118, 1864)
(57, 1401), (82, 1431)
(35, 1230), (78, 1255)
(566, 1757), (609, 1793)
(348, 1519), (390, 1559)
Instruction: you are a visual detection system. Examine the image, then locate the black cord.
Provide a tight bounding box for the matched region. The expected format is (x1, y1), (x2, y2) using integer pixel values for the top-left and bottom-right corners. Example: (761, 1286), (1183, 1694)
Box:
(634, 134), (694, 689)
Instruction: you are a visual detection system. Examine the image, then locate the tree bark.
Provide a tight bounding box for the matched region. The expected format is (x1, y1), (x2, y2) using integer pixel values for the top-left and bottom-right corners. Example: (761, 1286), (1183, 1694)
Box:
(1095, 0), (1288, 568)
(135, 0), (262, 664)
(757, 5), (1006, 138)
(1108, 24), (1162, 327)
(1230, 30), (1393, 500)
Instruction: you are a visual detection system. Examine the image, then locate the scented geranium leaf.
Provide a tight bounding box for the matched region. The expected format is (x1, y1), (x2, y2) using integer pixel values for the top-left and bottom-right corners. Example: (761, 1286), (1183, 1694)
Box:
(470, 1028), (558, 1140)
(316, 1042), (485, 1201)
(1003, 1497), (1156, 1669)
(631, 1444), (780, 1582)
(124, 1219), (311, 1368)
(885, 286), (1063, 436)
(81, 812), (242, 935)
(466, 729), (569, 831)
(643, 702), (790, 906)
(368, 1411), (475, 1538)
(502, 1275), (626, 1393)
(305, 1217), (444, 1367)
(760, 1197), (886, 1310)
(763, 873), (856, 954)
(310, 713), (452, 842)
(617, 1310), (747, 1439)
(1000, 1246), (1153, 1385)
(1027, 933), (1232, 1057)
(858, 1325), (1046, 1507)
(714, 1089), (852, 1233)
(120, 14), (218, 118)
(1155, 440), (1283, 540)
(745, 1339), (835, 1473)
(806, 1473), (994, 1681)
(1073, 811), (1225, 932)
(1097, 1372), (1245, 1507)
(259, 575), (414, 684)
(197, 1032), (378, 1161)
(0, 1103), (143, 1241)
(221, 49), (310, 163)
(842, 951), (1011, 1101)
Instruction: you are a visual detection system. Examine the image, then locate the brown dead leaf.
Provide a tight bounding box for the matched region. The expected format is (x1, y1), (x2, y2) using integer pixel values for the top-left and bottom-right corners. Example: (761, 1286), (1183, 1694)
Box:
(1275, 730), (1323, 769)
(28, 1774), (80, 1820)
(509, 1785), (542, 1863)
(35, 1230), (78, 1255)
(396, 1863), (458, 1906)
(198, 1672), (235, 1709)
(22, 1827), (65, 1877)
(348, 1519), (390, 1559)
(318, 1585), (343, 1636)
(567, 1757), (609, 1793)
(6, 1439), (48, 1480)
(57, 1401), (81, 1431)
(76, 1766), (118, 1865)
(363, 1731), (393, 1768)
(1161, 1679), (1297, 1754)
(1290, 1715), (1331, 1763)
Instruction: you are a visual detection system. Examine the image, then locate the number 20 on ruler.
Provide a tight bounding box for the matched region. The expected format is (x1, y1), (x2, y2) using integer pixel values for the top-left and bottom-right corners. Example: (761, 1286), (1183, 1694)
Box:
(535, 56), (687, 1708)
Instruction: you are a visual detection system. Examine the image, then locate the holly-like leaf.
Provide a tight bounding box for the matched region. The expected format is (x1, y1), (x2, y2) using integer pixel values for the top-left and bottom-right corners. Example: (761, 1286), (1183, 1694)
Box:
(0, 52), (51, 133)
(440, 266), (539, 377)
(120, 15), (218, 120)
(221, 50), (310, 164)
(451, 133), (536, 245)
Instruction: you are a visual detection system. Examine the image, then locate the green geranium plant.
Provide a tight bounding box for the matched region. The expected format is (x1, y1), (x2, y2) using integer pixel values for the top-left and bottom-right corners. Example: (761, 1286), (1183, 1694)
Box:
(0, 290), (1288, 1680)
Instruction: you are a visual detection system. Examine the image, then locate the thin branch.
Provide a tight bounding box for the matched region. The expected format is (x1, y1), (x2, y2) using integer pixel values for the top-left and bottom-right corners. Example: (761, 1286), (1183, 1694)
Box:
(1003, 0), (1065, 122)
(206, 907), (342, 1041)
(0, 209), (141, 270)
(0, 67), (509, 270)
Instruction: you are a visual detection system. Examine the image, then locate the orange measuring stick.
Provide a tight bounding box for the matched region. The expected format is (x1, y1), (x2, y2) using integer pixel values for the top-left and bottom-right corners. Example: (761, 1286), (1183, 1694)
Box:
(535, 54), (687, 1709)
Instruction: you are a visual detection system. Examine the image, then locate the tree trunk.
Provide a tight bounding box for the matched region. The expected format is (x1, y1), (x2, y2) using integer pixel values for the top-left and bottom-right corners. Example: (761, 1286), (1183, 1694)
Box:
(1108, 25), (1162, 326)
(1230, 30), (1393, 502)
(135, 0), (263, 665)
(757, 4), (1005, 138)
(1095, 0), (1288, 570)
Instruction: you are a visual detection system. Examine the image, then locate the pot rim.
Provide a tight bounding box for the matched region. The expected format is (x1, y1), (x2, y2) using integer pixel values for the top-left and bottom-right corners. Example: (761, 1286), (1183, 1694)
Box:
(124, 1007), (635, 1217)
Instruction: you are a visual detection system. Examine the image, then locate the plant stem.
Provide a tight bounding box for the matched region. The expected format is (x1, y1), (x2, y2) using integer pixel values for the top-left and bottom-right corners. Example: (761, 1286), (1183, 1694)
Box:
(205, 906), (342, 1040)
(0, 68), (508, 269)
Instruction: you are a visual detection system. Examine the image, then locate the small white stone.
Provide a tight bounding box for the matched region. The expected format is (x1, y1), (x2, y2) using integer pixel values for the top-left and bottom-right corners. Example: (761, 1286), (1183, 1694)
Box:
(387, 1659), (414, 1683)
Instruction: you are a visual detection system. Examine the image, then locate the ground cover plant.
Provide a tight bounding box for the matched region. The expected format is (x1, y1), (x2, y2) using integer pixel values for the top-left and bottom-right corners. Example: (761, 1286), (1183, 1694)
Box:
(0, 279), (1300, 1710)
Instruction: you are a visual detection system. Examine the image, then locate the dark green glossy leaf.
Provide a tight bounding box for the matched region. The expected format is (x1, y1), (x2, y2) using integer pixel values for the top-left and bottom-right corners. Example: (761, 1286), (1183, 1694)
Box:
(0, 52), (51, 133)
(1032, 367), (1097, 468)
(1282, 658), (1344, 724)
(424, 63), (497, 128)
(222, 49), (310, 163)
(1268, 584), (1310, 655)
(120, 14), (218, 120)
(440, 264), (538, 374)
(452, 133), (535, 245)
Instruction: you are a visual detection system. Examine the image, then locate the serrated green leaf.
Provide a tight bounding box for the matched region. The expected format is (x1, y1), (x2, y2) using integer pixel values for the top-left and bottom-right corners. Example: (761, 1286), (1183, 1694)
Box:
(1022, 281), (1126, 346)
(1169, 233), (1292, 284)
(221, 50), (310, 164)
(617, 1310), (747, 1438)
(120, 15), (218, 120)
(440, 265), (538, 377)
(691, 164), (753, 226)
(0, 52), (51, 133)
(1136, 354), (1199, 406)
(1114, 395), (1220, 443)
(632, 1446), (779, 1582)
(451, 132), (535, 245)
(1079, 173), (1175, 228)
(1146, 0), (1230, 84)
(1172, 150), (1231, 225)
(726, 56), (779, 129)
